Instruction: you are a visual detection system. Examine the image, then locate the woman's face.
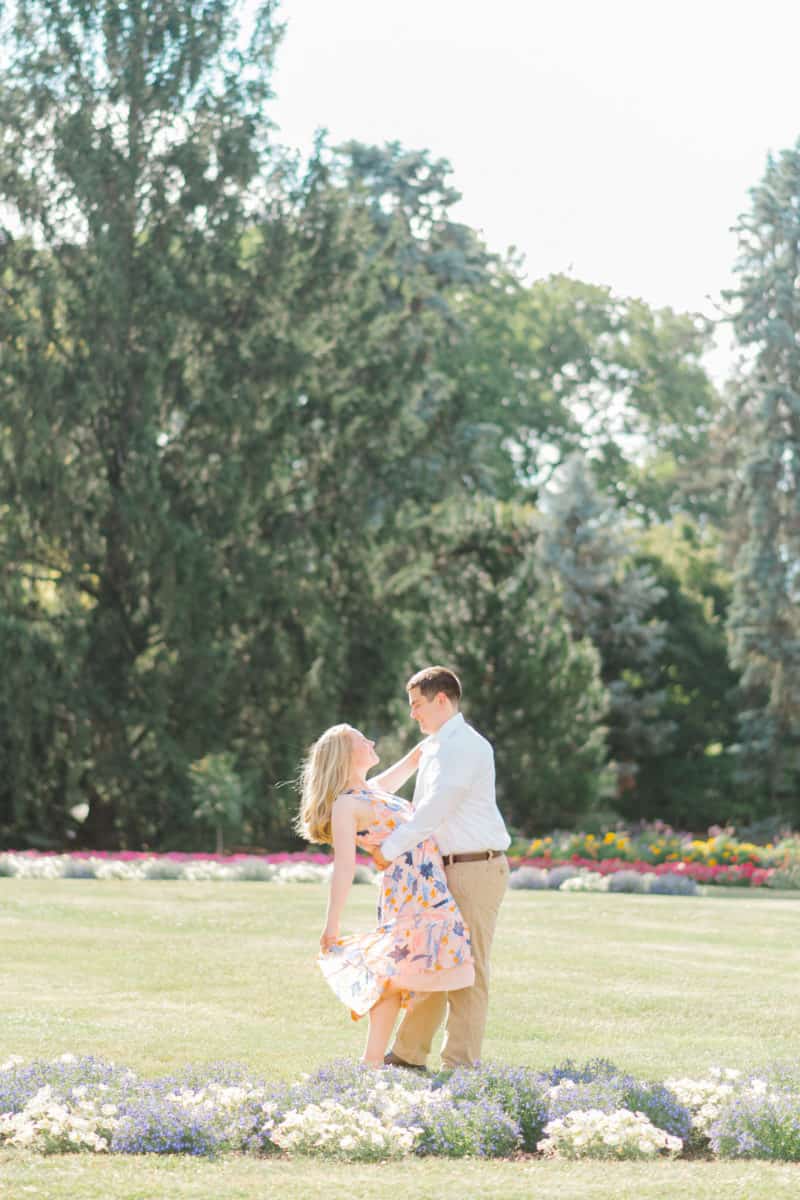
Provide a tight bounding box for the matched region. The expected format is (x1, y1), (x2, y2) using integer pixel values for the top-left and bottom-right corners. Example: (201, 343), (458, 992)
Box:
(348, 727), (379, 771)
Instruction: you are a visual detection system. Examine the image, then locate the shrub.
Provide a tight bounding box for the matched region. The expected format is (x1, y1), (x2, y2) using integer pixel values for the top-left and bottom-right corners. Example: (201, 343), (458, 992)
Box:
(509, 867), (549, 890)
(647, 874), (699, 896)
(608, 870), (648, 893)
(439, 1063), (548, 1151)
(541, 1058), (622, 1088)
(768, 865), (800, 890)
(710, 1081), (800, 1160)
(111, 1093), (229, 1156)
(546, 865), (578, 889)
(190, 753), (246, 855)
(410, 1097), (521, 1158)
(0, 1056), (136, 1115)
(537, 1107), (682, 1159)
(560, 872), (610, 892)
(229, 860), (276, 882)
(141, 859), (184, 880)
(269, 1099), (416, 1161)
(664, 1069), (742, 1144)
(620, 1079), (691, 1142)
(0, 1086), (118, 1153)
(62, 859), (98, 879)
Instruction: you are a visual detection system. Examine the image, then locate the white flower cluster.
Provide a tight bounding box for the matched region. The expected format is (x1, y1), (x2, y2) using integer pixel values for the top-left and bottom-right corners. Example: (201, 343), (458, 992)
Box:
(664, 1068), (741, 1138)
(537, 1107), (683, 1159)
(560, 872), (611, 892)
(0, 854), (378, 885)
(0, 1062), (437, 1162)
(168, 1081), (273, 1143)
(362, 1079), (451, 1122)
(167, 1082), (269, 1111)
(0, 1086), (118, 1154)
(269, 1098), (419, 1161)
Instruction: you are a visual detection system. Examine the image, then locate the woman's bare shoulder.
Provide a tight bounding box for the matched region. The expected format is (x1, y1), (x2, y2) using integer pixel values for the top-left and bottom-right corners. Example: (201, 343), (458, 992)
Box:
(332, 789), (372, 813)
(332, 790), (358, 811)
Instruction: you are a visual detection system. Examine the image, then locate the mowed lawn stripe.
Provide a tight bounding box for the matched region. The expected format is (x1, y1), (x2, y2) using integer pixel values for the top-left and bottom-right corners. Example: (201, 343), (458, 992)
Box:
(1, 882), (798, 1079)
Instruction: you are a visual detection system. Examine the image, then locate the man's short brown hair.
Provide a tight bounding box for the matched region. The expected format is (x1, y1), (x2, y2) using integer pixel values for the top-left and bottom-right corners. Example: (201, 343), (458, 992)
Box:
(406, 666), (462, 703)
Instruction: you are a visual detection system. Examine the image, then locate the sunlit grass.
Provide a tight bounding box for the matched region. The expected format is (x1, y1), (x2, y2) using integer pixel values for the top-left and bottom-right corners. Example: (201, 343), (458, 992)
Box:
(1, 880), (799, 1197)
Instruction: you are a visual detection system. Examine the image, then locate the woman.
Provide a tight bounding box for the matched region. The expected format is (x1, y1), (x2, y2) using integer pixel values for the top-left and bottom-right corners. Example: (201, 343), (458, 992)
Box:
(297, 724), (474, 1067)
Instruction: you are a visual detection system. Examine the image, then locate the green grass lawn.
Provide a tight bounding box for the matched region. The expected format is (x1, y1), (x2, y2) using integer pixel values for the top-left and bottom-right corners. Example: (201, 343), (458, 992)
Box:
(1, 880), (799, 1198)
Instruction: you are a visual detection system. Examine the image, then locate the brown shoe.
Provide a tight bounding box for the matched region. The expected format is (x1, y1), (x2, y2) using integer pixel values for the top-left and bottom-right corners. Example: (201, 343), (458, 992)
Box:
(383, 1051), (427, 1071)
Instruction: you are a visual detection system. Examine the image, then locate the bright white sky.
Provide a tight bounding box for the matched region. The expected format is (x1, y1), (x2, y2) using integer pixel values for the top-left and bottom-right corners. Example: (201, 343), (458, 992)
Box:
(253, 0), (800, 379)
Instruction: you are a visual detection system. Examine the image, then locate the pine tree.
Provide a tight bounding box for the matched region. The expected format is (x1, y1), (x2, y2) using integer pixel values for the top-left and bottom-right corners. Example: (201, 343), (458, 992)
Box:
(539, 454), (673, 799)
(413, 497), (607, 832)
(726, 143), (800, 814)
(0, 0), (285, 845)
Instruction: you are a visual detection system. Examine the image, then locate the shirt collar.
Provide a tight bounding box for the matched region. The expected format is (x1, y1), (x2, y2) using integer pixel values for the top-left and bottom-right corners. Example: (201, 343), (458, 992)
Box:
(429, 711), (464, 746)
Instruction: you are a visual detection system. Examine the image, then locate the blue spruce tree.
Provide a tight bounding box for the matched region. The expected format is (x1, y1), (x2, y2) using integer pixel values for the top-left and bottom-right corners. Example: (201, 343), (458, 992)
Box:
(726, 143), (800, 816)
(539, 454), (673, 804)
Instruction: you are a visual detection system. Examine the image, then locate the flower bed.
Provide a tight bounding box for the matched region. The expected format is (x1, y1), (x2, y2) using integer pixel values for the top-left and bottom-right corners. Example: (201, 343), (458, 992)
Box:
(526, 828), (800, 871)
(1, 844), (800, 892)
(0, 851), (375, 884)
(510, 856), (775, 889)
(517, 824), (800, 890)
(2, 1055), (800, 1161)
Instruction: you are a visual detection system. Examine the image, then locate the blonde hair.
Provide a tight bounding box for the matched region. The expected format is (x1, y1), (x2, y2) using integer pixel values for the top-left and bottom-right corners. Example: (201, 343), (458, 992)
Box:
(295, 724), (353, 845)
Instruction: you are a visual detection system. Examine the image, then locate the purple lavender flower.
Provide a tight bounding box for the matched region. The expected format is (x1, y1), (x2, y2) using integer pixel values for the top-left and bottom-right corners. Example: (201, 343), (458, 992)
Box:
(435, 1063), (548, 1151)
(710, 1074), (800, 1160)
(111, 1095), (227, 1156)
(406, 1097), (521, 1158)
(0, 1056), (136, 1115)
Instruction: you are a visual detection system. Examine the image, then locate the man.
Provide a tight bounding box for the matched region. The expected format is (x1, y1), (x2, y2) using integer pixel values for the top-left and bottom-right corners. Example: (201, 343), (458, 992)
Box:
(372, 665), (510, 1070)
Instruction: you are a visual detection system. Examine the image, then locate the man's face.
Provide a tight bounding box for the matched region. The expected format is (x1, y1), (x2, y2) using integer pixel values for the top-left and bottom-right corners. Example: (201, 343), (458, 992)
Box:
(407, 685), (449, 735)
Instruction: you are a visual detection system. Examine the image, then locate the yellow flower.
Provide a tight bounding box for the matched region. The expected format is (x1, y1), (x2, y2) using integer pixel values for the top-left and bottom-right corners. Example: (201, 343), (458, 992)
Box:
(708, 857), (717, 865)
(604, 832), (616, 844)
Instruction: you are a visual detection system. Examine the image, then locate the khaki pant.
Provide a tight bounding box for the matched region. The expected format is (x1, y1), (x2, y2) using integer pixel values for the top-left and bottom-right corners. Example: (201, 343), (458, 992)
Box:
(392, 854), (509, 1068)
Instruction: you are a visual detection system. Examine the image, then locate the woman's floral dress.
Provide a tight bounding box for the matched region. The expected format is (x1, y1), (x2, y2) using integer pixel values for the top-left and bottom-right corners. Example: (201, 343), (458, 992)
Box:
(318, 786), (475, 1019)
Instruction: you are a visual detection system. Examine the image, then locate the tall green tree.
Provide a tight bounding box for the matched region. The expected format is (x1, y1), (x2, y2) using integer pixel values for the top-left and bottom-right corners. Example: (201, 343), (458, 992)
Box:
(440, 272), (720, 518)
(0, 20), (502, 848)
(406, 497), (607, 833)
(539, 454), (672, 802)
(0, 3), (730, 850)
(726, 142), (800, 818)
(0, 0), (285, 845)
(224, 139), (501, 845)
(628, 521), (741, 829)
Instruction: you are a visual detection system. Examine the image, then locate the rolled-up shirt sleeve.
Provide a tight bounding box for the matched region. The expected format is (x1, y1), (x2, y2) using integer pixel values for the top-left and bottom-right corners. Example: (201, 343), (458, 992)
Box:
(379, 742), (474, 861)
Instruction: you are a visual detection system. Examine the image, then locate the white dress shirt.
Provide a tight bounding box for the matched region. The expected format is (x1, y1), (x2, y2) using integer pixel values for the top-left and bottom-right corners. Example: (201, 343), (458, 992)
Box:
(379, 712), (511, 860)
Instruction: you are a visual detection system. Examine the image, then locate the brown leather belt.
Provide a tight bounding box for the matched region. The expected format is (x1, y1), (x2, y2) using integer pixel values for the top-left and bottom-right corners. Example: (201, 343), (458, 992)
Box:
(441, 850), (505, 866)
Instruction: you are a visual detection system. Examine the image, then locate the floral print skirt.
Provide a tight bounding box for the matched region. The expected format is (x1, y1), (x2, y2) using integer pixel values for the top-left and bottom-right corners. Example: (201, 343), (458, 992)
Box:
(319, 791), (474, 1019)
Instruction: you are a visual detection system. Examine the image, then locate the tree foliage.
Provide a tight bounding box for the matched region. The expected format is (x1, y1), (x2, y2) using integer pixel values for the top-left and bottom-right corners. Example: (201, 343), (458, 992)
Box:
(539, 455), (672, 800)
(628, 521), (741, 828)
(0, 0), (754, 847)
(406, 498), (608, 832)
(725, 142), (800, 819)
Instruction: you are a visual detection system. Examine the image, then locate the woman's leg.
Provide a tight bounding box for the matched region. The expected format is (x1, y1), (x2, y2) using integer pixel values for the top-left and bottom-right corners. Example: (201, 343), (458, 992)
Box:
(362, 987), (403, 1067)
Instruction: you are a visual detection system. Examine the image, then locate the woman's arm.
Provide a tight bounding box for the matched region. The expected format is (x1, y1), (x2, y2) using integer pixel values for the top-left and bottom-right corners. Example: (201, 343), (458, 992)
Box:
(320, 797), (358, 951)
(370, 743), (424, 794)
